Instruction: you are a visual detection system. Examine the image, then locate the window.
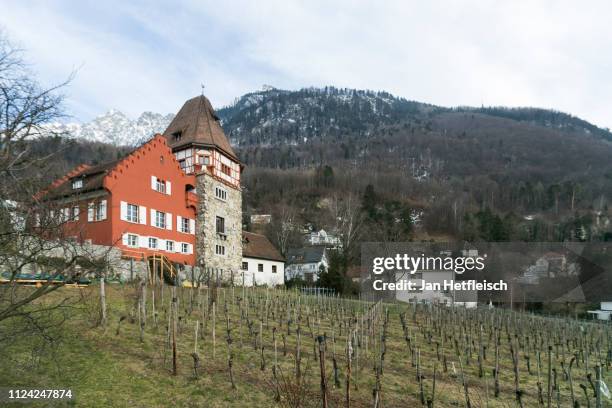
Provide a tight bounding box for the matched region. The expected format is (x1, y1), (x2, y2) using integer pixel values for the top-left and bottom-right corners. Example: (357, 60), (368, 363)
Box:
(216, 216), (225, 234)
(181, 217), (190, 233)
(215, 244), (225, 256)
(148, 237), (158, 249)
(258, 263), (264, 272)
(197, 155), (210, 166)
(72, 179), (83, 189)
(221, 163), (231, 176)
(152, 176), (171, 195)
(181, 243), (189, 253)
(272, 265), (277, 274)
(127, 234), (138, 247)
(155, 211), (166, 229)
(242, 261), (248, 271)
(172, 131), (182, 142)
(72, 206), (79, 221)
(126, 203), (139, 223)
(175, 149), (194, 173)
(155, 178), (166, 193)
(89, 200), (107, 222)
(215, 186), (227, 201)
(166, 240), (175, 252)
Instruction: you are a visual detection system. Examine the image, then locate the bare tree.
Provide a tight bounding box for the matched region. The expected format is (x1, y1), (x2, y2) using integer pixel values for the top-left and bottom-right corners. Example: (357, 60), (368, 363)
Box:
(0, 32), (109, 338)
(331, 193), (363, 259)
(268, 204), (299, 256)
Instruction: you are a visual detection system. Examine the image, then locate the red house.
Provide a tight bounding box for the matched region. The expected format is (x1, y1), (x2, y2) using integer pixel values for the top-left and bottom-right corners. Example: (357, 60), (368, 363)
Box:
(42, 135), (198, 265)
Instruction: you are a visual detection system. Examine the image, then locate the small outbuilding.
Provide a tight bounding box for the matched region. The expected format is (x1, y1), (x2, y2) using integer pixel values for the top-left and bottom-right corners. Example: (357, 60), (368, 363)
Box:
(241, 232), (285, 287)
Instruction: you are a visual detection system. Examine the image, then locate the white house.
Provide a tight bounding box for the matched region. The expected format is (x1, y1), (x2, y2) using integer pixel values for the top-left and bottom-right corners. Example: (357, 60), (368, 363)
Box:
(286, 246), (328, 282)
(250, 214), (272, 225)
(394, 270), (478, 308)
(587, 302), (612, 321)
(305, 229), (342, 249)
(241, 232), (285, 287)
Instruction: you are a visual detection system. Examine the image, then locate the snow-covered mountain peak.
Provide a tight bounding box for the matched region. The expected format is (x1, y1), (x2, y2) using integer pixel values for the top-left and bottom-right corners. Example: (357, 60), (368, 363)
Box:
(47, 110), (174, 146)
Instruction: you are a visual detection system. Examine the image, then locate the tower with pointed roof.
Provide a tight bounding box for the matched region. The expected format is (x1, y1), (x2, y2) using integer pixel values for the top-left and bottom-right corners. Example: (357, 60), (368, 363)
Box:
(163, 95), (242, 278)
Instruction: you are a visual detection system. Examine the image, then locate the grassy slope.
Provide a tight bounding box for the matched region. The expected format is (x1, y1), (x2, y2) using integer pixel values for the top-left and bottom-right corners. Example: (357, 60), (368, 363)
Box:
(0, 284), (610, 408)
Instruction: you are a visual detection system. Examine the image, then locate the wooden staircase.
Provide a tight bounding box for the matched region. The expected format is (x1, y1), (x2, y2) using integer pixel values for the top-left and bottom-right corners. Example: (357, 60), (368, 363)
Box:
(147, 254), (179, 286)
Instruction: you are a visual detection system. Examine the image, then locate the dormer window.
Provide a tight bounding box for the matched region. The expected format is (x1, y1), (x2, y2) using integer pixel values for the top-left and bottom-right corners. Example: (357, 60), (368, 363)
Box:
(172, 131), (182, 142)
(151, 176), (171, 195)
(72, 179), (83, 189)
(156, 178), (166, 193)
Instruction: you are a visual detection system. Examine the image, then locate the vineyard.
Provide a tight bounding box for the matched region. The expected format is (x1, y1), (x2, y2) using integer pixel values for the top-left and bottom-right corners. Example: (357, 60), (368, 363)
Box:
(1, 283), (610, 407)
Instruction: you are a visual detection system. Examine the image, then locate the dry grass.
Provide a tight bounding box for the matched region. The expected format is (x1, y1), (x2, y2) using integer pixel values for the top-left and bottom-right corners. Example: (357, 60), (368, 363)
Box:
(0, 283), (610, 407)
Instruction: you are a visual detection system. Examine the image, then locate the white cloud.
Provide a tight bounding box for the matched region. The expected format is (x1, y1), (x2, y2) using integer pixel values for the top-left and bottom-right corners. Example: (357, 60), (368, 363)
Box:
(1, 0), (611, 128)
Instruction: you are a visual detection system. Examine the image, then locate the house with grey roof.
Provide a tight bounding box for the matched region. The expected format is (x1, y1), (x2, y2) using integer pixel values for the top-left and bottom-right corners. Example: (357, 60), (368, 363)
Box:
(285, 246), (328, 282)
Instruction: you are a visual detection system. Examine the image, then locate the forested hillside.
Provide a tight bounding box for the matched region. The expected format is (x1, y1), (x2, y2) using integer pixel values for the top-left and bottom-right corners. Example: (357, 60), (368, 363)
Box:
(217, 87), (612, 248)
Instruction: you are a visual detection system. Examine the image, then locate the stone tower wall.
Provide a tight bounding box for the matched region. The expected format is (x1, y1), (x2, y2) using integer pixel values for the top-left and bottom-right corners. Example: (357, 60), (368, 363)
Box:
(195, 171), (242, 281)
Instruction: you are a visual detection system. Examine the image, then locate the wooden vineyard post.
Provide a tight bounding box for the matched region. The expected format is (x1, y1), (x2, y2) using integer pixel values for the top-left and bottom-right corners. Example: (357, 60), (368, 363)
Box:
(569, 356), (576, 408)
(494, 329), (500, 397)
(100, 275), (107, 328)
(459, 357), (472, 408)
(296, 326), (302, 380)
(172, 285), (178, 376)
(346, 334), (353, 408)
(152, 281), (157, 327)
(194, 320), (199, 353)
(318, 336), (328, 408)
(273, 327), (280, 402)
(596, 364), (602, 408)
(547, 345), (552, 408)
(212, 301), (216, 359)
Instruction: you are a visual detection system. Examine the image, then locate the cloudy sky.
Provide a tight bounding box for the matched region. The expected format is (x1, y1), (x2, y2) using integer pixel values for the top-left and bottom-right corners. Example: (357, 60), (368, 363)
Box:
(1, 0), (611, 128)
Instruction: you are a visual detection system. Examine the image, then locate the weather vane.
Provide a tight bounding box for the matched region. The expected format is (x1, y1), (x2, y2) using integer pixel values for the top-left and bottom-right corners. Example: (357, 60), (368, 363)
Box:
(201, 83), (205, 95)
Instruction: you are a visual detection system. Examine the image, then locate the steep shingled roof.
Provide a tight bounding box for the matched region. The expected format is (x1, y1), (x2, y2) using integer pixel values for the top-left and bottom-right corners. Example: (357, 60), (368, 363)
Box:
(242, 231), (285, 262)
(162, 95), (239, 162)
(40, 161), (117, 199)
(40, 135), (184, 200)
(286, 246), (327, 265)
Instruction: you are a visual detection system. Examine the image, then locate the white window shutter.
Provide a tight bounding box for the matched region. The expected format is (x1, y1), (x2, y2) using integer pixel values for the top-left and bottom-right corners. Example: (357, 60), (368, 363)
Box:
(166, 213), (172, 230)
(87, 202), (94, 222)
(122, 233), (128, 245)
(120, 201), (127, 221)
(159, 239), (166, 251)
(188, 243), (193, 254)
(151, 175), (157, 190)
(139, 206), (147, 224)
(166, 181), (172, 195)
(189, 219), (196, 234)
(177, 215), (182, 231)
(150, 209), (155, 226)
(139, 236), (148, 248)
(100, 200), (107, 220)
